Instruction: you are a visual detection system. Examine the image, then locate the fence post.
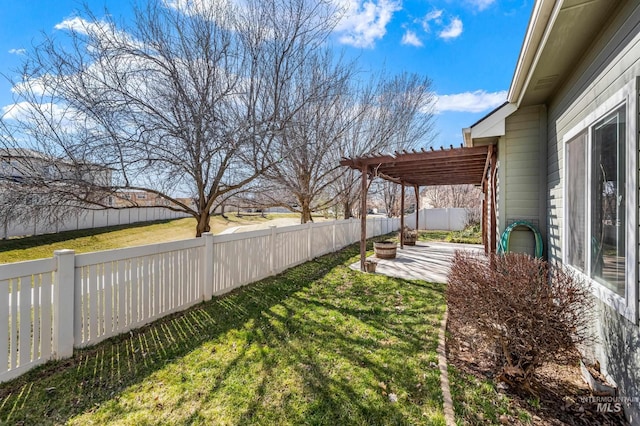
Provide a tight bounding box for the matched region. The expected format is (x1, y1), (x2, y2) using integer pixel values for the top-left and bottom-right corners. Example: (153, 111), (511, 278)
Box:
(307, 222), (313, 261)
(53, 249), (75, 359)
(269, 225), (277, 274)
(202, 233), (214, 301)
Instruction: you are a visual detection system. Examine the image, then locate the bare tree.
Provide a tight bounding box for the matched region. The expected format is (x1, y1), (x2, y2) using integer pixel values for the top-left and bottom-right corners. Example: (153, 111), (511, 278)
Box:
(421, 184), (480, 208)
(1, 0), (342, 236)
(332, 72), (437, 219)
(254, 49), (360, 223)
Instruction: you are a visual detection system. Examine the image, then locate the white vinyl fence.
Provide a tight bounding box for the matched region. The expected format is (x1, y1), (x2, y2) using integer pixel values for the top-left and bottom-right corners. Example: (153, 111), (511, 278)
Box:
(403, 208), (469, 231)
(0, 216), (399, 383)
(2, 207), (189, 239)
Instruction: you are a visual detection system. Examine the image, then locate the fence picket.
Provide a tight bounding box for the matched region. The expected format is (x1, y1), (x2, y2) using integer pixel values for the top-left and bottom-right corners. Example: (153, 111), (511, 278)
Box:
(32, 275), (40, 362)
(0, 280), (7, 373)
(117, 261), (126, 332)
(104, 262), (114, 340)
(131, 259), (139, 326)
(9, 279), (17, 370)
(18, 277), (30, 367)
(40, 272), (52, 360)
(89, 265), (99, 342)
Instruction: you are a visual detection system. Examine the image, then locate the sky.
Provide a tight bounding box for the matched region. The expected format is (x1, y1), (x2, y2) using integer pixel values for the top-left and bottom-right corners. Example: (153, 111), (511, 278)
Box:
(0, 0), (533, 149)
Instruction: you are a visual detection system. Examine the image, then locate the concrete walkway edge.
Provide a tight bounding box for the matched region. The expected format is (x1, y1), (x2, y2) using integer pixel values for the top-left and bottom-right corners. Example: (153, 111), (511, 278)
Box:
(438, 307), (456, 426)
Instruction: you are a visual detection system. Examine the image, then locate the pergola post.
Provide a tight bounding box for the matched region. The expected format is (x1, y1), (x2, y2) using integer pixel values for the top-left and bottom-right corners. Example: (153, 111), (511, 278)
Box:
(400, 183), (405, 249)
(414, 185), (419, 230)
(360, 165), (368, 271)
(489, 149), (497, 253)
(483, 181), (489, 254)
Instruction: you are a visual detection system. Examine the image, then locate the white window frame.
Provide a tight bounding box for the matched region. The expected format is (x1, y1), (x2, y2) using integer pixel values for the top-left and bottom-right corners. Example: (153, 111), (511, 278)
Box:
(563, 78), (638, 323)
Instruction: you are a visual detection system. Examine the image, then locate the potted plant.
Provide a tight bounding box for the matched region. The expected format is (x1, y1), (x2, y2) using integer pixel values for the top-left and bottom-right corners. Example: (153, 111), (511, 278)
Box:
(401, 226), (418, 246)
(374, 240), (397, 259)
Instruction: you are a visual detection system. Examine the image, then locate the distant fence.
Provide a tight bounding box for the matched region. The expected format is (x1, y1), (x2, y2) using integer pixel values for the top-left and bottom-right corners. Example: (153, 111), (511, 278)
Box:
(2, 208), (189, 239)
(402, 208), (468, 231)
(0, 216), (399, 383)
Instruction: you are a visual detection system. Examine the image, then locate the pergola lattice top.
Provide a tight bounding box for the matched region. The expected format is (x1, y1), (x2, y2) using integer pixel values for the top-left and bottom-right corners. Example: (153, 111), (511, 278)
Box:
(339, 145), (492, 187)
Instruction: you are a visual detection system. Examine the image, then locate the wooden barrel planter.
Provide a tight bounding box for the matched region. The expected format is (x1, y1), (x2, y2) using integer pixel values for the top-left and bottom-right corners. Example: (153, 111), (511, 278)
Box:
(374, 241), (397, 259)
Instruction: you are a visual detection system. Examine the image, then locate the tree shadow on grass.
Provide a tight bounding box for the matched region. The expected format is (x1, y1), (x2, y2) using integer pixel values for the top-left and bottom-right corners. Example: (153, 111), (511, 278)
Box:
(0, 239), (446, 425)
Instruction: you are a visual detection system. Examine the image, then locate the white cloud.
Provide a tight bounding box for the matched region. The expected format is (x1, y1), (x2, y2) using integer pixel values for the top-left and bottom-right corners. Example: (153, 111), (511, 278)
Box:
(434, 90), (507, 113)
(335, 0), (401, 48)
(401, 31), (422, 47)
(420, 9), (443, 32)
(54, 17), (94, 34)
(466, 0), (496, 11)
(438, 17), (463, 40)
(8, 48), (26, 55)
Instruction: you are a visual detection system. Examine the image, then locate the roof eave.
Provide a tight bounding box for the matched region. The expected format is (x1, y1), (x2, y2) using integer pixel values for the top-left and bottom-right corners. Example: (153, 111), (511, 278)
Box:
(507, 0), (560, 105)
(465, 102), (517, 146)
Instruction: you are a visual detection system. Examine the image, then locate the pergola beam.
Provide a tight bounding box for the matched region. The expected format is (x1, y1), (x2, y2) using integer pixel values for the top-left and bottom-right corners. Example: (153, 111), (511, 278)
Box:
(339, 145), (490, 167)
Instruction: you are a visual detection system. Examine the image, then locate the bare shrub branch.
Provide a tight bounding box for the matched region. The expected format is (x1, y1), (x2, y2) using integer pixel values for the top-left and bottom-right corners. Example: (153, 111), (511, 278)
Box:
(447, 251), (594, 390)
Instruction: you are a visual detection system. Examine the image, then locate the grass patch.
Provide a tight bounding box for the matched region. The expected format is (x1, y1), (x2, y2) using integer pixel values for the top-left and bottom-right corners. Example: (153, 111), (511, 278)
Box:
(0, 239), (446, 425)
(417, 230), (451, 242)
(417, 225), (481, 245)
(0, 213), (290, 263)
(448, 367), (530, 425)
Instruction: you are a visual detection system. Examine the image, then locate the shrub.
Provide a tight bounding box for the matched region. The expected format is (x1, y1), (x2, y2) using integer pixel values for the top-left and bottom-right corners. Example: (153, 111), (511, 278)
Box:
(447, 251), (593, 390)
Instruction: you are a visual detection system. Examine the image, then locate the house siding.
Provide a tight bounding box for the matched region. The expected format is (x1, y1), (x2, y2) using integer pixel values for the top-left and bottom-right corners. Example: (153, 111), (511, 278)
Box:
(499, 106), (546, 255)
(546, 1), (640, 423)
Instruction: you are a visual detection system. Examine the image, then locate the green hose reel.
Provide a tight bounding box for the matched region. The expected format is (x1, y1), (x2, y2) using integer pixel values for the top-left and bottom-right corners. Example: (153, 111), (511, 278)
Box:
(497, 220), (543, 258)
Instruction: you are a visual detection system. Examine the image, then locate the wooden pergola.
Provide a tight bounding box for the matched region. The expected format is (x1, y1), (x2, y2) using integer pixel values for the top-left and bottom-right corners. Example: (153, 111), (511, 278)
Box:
(340, 145), (498, 271)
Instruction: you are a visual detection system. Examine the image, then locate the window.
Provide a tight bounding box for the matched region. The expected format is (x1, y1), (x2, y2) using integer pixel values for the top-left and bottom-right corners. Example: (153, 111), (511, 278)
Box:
(564, 81), (637, 322)
(567, 131), (587, 272)
(591, 108), (626, 295)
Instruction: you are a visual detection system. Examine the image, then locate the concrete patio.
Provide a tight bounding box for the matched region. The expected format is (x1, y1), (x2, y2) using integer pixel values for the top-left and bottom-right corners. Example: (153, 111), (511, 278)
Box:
(351, 241), (484, 283)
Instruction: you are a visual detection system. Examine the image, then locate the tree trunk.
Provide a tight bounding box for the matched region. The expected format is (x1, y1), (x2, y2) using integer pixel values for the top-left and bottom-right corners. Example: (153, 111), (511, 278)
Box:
(195, 212), (211, 237)
(301, 198), (313, 224)
(343, 200), (353, 219)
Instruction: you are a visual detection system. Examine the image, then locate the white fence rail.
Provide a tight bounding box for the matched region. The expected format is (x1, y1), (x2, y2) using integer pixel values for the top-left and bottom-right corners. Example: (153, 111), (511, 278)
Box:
(0, 216), (400, 382)
(2, 207), (189, 239)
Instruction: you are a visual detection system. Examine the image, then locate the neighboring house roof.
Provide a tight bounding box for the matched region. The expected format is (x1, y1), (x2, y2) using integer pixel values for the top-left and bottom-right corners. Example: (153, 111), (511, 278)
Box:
(0, 148), (112, 171)
(0, 148), (50, 160)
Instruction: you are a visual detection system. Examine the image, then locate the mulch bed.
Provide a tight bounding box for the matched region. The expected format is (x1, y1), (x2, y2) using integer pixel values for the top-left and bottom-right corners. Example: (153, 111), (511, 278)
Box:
(447, 318), (629, 425)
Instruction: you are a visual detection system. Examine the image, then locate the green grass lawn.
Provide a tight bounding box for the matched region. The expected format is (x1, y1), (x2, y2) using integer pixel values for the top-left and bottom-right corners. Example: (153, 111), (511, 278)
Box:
(0, 214), (290, 264)
(417, 225), (482, 245)
(0, 240), (446, 425)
